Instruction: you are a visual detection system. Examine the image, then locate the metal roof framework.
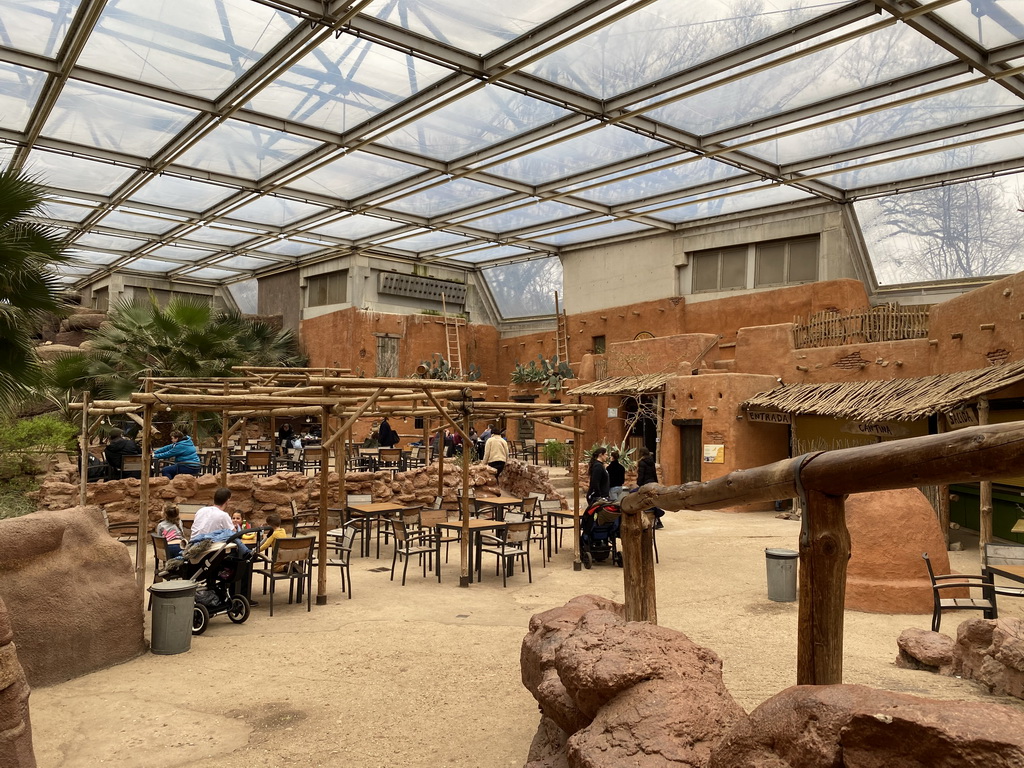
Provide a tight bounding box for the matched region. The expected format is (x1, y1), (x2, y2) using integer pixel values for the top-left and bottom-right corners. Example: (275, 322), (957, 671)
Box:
(3, 0), (1024, 299)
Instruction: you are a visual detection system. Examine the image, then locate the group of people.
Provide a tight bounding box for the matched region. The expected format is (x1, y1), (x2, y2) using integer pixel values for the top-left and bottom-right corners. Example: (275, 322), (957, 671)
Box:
(100, 427), (201, 481)
(587, 446), (664, 528)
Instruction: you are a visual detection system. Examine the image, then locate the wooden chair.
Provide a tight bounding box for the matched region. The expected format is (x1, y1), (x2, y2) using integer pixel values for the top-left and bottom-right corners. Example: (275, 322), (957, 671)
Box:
(344, 494), (374, 556)
(322, 523), (358, 599)
(254, 535), (315, 616)
(480, 521), (532, 587)
(108, 521), (139, 545)
(390, 519), (438, 585)
(542, 499), (573, 554)
(147, 533), (168, 610)
(406, 445), (425, 469)
(983, 543), (1024, 598)
(420, 507), (459, 564)
(119, 454), (145, 479)
(244, 449), (274, 476)
(378, 447), (403, 470)
(922, 552), (997, 632)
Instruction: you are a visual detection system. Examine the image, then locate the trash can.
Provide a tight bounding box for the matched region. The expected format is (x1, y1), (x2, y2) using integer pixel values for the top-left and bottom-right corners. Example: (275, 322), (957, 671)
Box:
(765, 548), (798, 602)
(148, 580), (197, 655)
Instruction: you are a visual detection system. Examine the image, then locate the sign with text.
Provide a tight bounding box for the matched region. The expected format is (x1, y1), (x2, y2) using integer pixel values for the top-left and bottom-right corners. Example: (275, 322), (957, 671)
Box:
(840, 421), (910, 438)
(944, 407), (978, 430)
(746, 410), (792, 424)
(703, 444), (724, 463)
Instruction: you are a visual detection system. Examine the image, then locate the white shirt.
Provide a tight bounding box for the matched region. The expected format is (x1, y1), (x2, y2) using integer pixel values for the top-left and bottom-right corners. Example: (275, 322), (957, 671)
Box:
(190, 505), (233, 537)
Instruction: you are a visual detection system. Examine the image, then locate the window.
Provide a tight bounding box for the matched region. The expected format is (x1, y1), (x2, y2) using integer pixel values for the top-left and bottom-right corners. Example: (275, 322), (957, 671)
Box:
(92, 287), (108, 312)
(691, 247), (747, 292)
(376, 335), (399, 377)
(592, 335), (606, 354)
(755, 237), (819, 287)
(306, 270), (347, 307)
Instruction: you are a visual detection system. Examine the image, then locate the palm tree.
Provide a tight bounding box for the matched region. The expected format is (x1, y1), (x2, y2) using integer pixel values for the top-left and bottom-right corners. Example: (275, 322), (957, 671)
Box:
(0, 169), (73, 413)
(48, 294), (304, 401)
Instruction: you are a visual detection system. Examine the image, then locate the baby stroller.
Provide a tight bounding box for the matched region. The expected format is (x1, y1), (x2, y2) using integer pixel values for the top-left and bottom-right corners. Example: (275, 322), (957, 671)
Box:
(581, 499), (623, 569)
(161, 529), (260, 635)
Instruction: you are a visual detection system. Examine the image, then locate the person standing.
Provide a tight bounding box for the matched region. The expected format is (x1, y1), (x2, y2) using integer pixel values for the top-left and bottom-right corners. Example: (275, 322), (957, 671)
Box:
(607, 450), (625, 501)
(587, 447), (610, 505)
(278, 423), (295, 457)
(378, 416), (400, 448)
(482, 428), (509, 479)
(634, 447), (664, 529)
(104, 427), (141, 480)
(152, 430), (201, 479)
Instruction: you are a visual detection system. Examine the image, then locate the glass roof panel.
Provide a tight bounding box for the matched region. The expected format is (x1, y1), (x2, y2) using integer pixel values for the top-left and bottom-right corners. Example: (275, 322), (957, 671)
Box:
(533, 219), (652, 246)
(215, 254), (277, 270)
(228, 278), (257, 312)
(128, 175), (236, 212)
(77, 0), (298, 98)
(444, 244), (537, 264)
(0, 0), (80, 58)
(98, 209), (184, 235)
(568, 156), (748, 205)
(525, 0), (844, 99)
(379, 178), (510, 217)
(934, 0), (1024, 49)
(41, 79), (198, 156)
(375, 87), (570, 161)
(383, 230), (474, 252)
(121, 258), (178, 273)
(361, 0), (579, 56)
(38, 200), (92, 223)
(645, 184), (814, 223)
(466, 200), (590, 233)
(0, 62), (44, 132)
(175, 119), (321, 178)
(856, 172), (1024, 286)
(180, 224), (260, 247)
(285, 150), (422, 200)
(146, 244), (215, 263)
(226, 195), (328, 226)
(738, 76), (1021, 165)
(488, 125), (672, 185)
(308, 214), (405, 240)
(184, 266), (240, 280)
(70, 250), (121, 266)
(73, 232), (149, 251)
(249, 33), (451, 132)
(249, 238), (323, 256)
(649, 24), (953, 136)
(482, 256), (562, 317)
(813, 128), (1024, 190)
(25, 150), (136, 195)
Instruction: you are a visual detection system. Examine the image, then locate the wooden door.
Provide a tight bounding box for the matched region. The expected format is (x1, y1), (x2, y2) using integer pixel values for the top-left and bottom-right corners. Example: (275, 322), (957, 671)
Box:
(675, 419), (702, 483)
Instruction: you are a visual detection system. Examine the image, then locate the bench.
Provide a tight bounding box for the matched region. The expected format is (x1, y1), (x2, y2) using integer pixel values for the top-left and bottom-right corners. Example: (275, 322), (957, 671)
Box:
(984, 543), (1024, 598)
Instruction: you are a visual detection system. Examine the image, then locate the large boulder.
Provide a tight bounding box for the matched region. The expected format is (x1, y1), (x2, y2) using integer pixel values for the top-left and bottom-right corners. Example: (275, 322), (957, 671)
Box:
(0, 597), (34, 768)
(844, 488), (951, 613)
(895, 627), (955, 673)
(0, 507), (145, 687)
(953, 618), (1024, 699)
(522, 596), (746, 767)
(709, 683), (1024, 767)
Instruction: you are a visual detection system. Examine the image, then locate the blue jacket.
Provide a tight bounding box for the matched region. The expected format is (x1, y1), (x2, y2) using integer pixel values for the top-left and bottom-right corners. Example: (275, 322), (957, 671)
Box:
(153, 436), (200, 465)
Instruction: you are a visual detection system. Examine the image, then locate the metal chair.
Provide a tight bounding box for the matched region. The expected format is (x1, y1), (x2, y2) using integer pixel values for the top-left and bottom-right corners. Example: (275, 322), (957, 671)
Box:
(480, 521), (532, 587)
(254, 535), (315, 616)
(922, 552), (997, 632)
(390, 519), (438, 585)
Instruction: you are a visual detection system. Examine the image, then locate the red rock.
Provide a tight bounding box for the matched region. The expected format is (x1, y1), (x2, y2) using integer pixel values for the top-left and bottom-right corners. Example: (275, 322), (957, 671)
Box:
(0, 597), (35, 768)
(954, 618), (1024, 699)
(895, 627), (955, 672)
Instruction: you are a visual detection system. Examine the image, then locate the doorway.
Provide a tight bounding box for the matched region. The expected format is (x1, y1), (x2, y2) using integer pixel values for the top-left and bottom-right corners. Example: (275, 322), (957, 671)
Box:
(673, 418), (702, 483)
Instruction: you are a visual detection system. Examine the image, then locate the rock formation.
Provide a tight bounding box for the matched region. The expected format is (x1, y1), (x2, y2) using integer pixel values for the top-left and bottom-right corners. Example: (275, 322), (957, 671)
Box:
(0, 506), (145, 687)
(953, 617), (1024, 698)
(894, 627), (955, 673)
(0, 597), (34, 768)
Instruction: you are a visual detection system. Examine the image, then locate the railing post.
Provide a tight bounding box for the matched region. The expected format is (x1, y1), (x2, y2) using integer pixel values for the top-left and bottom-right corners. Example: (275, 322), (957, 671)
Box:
(620, 510), (657, 624)
(797, 490), (850, 685)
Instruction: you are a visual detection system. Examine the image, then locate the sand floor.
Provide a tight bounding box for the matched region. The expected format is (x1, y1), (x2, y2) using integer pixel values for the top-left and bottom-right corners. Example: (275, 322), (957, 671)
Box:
(28, 507), (1024, 768)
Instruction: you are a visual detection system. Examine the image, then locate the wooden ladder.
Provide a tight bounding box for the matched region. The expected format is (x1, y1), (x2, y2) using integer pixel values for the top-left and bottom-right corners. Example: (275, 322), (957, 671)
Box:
(554, 291), (570, 367)
(442, 293), (463, 379)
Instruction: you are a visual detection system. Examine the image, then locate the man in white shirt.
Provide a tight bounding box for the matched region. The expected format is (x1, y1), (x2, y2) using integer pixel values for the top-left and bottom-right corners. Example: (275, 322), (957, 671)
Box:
(190, 487), (233, 537)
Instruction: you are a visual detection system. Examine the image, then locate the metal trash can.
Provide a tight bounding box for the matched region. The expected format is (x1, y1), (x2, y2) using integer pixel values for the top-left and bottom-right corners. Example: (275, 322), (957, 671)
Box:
(765, 548), (798, 602)
(148, 580), (197, 654)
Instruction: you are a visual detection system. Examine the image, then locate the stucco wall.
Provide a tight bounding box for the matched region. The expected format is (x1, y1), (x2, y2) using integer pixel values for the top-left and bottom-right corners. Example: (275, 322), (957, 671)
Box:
(258, 269), (303, 336)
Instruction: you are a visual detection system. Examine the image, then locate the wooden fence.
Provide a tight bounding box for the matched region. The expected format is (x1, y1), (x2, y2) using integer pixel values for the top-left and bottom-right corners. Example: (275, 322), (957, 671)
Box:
(793, 303), (930, 348)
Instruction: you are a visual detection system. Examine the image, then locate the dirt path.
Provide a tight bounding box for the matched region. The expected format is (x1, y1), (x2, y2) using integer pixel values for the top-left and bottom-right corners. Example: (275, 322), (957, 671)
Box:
(28, 508), (1024, 767)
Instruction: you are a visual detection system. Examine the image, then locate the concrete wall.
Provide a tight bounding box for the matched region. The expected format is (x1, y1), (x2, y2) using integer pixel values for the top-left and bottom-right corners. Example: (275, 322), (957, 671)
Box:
(258, 269), (302, 335)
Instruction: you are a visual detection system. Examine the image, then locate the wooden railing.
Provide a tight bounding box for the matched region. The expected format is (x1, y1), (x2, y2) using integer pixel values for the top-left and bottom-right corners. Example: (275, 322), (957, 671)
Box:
(793, 303), (929, 348)
(616, 422), (1024, 686)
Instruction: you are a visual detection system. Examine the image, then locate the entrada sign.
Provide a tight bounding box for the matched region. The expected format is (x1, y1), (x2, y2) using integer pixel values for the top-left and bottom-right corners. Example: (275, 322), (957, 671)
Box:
(746, 410), (792, 424)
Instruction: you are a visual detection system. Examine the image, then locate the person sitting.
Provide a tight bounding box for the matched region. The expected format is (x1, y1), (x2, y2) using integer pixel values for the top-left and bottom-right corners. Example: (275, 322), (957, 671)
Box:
(258, 513), (288, 571)
(104, 428), (141, 480)
(152, 430), (201, 479)
(189, 488), (250, 557)
(156, 504), (186, 559)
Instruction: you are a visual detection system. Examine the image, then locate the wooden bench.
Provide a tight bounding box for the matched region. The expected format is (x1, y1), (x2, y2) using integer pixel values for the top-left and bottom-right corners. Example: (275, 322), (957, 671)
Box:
(984, 543), (1024, 598)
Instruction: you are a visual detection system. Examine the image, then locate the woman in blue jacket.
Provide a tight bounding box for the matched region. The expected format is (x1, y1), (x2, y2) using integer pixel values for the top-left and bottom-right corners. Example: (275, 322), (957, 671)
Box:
(153, 430), (201, 478)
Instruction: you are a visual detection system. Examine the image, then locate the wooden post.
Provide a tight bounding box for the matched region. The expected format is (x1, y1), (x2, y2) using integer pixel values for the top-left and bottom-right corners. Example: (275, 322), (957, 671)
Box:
(620, 509), (657, 623)
(136, 401), (154, 592)
(978, 397), (992, 567)
(317, 406), (330, 605)
(79, 392), (90, 507)
(460, 410), (471, 587)
(796, 490), (850, 685)
(936, 417), (950, 550)
(572, 416), (582, 571)
(436, 424), (445, 502)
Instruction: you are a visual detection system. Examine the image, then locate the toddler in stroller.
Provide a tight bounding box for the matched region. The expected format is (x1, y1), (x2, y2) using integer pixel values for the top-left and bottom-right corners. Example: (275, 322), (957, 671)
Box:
(581, 499), (623, 569)
(161, 528), (264, 635)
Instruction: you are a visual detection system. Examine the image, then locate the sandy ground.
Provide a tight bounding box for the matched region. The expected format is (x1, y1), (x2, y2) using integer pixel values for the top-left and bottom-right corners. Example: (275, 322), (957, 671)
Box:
(28, 506), (1024, 768)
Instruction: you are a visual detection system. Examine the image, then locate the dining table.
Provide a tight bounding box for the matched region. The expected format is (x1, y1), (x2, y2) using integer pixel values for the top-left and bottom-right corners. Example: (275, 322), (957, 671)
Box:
(472, 495), (523, 521)
(333, 501), (408, 558)
(983, 563), (1024, 589)
(435, 518), (508, 586)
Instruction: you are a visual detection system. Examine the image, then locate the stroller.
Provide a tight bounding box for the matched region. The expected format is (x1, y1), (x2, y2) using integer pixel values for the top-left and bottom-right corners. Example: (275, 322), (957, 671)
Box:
(581, 499), (623, 569)
(162, 529), (261, 635)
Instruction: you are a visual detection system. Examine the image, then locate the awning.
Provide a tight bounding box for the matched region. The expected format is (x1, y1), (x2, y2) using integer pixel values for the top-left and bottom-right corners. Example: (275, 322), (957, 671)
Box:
(567, 372), (672, 397)
(741, 360), (1024, 422)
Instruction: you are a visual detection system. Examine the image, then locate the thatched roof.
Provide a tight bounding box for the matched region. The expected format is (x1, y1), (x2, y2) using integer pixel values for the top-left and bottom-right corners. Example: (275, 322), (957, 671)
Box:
(567, 372), (673, 397)
(742, 360), (1024, 422)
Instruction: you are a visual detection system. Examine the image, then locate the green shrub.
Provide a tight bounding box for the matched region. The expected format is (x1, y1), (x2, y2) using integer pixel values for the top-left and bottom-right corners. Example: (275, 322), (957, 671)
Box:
(0, 413), (77, 480)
